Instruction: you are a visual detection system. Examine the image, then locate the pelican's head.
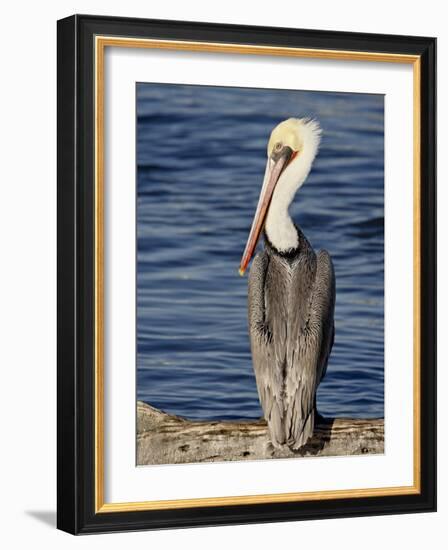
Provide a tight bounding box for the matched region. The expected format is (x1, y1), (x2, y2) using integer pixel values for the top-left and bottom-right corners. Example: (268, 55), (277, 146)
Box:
(239, 118), (321, 276)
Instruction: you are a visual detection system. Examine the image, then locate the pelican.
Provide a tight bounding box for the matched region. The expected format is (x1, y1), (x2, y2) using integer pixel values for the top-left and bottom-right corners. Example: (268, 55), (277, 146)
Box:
(239, 118), (335, 450)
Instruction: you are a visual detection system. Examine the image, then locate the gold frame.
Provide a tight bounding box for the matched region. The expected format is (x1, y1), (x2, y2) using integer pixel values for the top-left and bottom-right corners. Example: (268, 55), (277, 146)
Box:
(94, 36), (421, 514)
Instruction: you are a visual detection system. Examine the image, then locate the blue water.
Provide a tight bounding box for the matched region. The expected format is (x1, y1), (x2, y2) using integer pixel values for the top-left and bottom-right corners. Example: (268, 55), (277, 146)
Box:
(136, 83), (384, 421)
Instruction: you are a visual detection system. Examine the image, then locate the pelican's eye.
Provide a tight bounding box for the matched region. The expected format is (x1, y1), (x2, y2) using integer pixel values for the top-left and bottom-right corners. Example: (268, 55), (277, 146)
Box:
(274, 141), (283, 152)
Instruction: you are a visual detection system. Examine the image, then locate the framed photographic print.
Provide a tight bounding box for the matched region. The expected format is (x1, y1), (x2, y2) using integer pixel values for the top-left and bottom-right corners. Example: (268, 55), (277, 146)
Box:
(57, 14), (436, 534)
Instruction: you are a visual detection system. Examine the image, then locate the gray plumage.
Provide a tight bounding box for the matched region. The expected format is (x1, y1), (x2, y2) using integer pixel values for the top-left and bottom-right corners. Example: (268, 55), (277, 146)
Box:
(248, 229), (335, 449)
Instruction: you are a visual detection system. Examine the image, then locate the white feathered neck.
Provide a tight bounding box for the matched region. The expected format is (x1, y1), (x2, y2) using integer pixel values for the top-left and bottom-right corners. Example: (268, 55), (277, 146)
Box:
(265, 119), (321, 252)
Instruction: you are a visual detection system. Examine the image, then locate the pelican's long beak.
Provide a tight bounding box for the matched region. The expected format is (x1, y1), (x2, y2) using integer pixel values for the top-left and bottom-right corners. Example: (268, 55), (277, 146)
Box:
(239, 148), (294, 276)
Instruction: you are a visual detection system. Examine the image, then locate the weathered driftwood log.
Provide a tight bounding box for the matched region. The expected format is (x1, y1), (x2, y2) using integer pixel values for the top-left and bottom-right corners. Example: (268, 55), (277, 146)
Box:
(137, 401), (384, 465)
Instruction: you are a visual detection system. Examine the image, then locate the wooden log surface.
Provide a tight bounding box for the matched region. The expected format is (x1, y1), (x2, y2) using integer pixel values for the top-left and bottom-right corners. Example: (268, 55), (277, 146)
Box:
(137, 401), (384, 465)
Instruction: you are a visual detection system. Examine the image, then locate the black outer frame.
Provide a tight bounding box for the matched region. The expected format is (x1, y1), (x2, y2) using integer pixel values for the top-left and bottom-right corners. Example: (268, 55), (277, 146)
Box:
(57, 14), (436, 535)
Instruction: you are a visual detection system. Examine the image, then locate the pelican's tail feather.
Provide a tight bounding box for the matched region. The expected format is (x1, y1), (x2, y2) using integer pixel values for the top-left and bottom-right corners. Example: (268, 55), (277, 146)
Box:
(288, 409), (315, 450)
(266, 402), (286, 449)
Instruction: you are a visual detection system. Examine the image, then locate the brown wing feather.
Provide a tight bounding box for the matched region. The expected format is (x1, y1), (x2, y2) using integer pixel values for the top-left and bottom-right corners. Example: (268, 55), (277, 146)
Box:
(284, 249), (335, 448)
(248, 252), (286, 447)
(248, 247), (335, 449)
